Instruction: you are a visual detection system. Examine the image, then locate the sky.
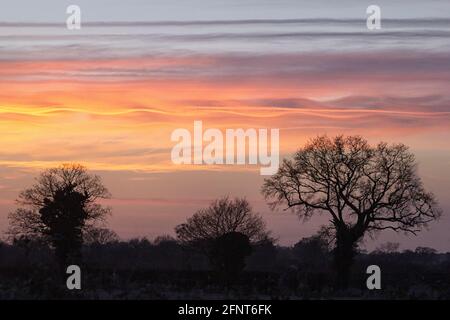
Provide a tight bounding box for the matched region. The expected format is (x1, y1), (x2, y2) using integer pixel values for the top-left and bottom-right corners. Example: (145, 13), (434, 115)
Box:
(0, 0), (449, 251)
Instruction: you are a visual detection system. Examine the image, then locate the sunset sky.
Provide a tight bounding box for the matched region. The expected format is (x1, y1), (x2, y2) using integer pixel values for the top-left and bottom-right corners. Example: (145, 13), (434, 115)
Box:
(1, 0), (449, 251)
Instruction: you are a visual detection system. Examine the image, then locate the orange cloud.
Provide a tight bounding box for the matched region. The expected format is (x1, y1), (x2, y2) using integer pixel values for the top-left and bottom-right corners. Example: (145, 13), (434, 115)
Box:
(0, 53), (449, 173)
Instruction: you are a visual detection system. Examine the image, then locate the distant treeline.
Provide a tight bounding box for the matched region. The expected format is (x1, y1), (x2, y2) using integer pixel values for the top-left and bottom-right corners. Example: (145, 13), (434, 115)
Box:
(0, 236), (449, 299)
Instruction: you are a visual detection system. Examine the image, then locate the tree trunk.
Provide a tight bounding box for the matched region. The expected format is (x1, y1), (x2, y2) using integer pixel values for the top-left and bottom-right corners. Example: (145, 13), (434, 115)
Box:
(334, 230), (357, 290)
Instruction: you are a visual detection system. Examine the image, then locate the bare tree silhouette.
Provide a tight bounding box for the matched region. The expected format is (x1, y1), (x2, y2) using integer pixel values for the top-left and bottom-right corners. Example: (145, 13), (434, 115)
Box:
(175, 196), (271, 281)
(83, 226), (119, 246)
(262, 135), (441, 289)
(8, 164), (111, 268)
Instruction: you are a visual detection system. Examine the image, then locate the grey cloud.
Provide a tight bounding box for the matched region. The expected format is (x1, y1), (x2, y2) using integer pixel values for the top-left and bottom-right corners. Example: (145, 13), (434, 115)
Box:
(1, 18), (450, 28)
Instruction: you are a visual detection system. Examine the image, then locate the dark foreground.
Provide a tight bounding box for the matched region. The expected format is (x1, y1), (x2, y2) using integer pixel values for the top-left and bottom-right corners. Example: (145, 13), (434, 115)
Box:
(0, 238), (449, 300)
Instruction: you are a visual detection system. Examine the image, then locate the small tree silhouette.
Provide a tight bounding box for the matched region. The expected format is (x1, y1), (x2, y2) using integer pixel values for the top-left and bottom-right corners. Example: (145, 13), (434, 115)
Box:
(262, 135), (441, 289)
(175, 196), (271, 282)
(8, 164), (111, 268)
(83, 226), (119, 246)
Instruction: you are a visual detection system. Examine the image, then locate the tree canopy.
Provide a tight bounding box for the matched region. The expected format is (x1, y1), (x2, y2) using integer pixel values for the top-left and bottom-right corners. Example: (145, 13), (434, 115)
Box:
(263, 135), (441, 236)
(175, 196), (271, 249)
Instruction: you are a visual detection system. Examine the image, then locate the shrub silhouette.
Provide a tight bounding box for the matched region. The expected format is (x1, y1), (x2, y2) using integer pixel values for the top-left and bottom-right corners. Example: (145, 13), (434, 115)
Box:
(39, 186), (88, 266)
(210, 232), (252, 284)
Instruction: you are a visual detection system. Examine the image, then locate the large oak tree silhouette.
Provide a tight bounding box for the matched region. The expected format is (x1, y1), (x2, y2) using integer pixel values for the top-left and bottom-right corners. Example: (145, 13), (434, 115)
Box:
(262, 135), (441, 288)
